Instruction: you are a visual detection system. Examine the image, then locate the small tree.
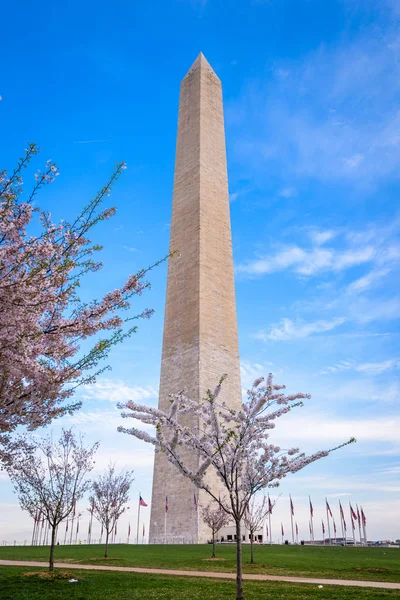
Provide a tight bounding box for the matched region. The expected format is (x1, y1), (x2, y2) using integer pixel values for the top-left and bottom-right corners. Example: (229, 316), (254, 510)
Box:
(89, 464), (134, 558)
(118, 373), (355, 600)
(6, 428), (98, 570)
(201, 501), (231, 558)
(0, 144), (164, 459)
(243, 496), (270, 564)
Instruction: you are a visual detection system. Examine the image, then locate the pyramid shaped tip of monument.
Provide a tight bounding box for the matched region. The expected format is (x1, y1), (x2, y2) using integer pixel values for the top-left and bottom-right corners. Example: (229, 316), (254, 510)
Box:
(184, 52), (219, 79)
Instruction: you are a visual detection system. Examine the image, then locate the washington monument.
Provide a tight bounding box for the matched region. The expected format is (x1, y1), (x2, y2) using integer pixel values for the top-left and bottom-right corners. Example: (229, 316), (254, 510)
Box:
(149, 53), (242, 544)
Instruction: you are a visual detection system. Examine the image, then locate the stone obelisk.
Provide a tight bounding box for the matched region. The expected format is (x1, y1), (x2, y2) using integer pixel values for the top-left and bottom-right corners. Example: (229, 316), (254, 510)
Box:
(149, 53), (242, 544)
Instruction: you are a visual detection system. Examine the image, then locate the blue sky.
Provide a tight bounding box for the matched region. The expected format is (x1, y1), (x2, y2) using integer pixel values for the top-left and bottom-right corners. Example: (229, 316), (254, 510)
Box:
(1, 0), (399, 544)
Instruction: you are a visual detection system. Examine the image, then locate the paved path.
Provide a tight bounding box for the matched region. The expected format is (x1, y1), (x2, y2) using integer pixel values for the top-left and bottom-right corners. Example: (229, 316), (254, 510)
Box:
(1, 560), (399, 590)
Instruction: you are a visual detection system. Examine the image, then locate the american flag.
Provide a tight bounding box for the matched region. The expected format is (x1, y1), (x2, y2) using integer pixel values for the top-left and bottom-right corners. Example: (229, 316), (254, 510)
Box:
(351, 515), (355, 531)
(309, 496), (314, 518)
(309, 520), (312, 534)
(350, 504), (357, 521)
(266, 523), (269, 537)
(295, 522), (298, 536)
(128, 523), (131, 537)
(268, 495), (273, 513)
(143, 523), (145, 537)
(361, 507), (367, 526)
(290, 496), (294, 516)
(333, 520), (337, 534)
(339, 500), (345, 521)
(193, 493), (198, 510)
(281, 523), (284, 536)
(357, 505), (361, 526)
(322, 520), (325, 535)
(65, 520), (68, 532)
(165, 496), (168, 513)
(326, 499), (332, 517)
(139, 496), (148, 507)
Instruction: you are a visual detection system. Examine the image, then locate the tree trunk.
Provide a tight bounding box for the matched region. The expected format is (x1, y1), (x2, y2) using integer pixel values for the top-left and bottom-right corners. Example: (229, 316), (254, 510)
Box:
(250, 532), (254, 564)
(212, 531), (216, 558)
(104, 531), (109, 558)
(235, 519), (244, 600)
(49, 524), (57, 571)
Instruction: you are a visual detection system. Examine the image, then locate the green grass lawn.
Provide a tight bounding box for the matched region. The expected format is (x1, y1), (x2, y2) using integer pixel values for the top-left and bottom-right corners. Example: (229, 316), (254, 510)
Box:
(1, 567), (400, 600)
(0, 544), (399, 583)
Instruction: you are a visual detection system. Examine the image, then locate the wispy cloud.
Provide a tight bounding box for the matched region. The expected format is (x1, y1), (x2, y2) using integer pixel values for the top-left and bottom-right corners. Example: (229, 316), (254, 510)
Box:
(278, 187), (296, 198)
(255, 317), (346, 341)
(74, 139), (109, 144)
(309, 230), (338, 246)
(82, 379), (157, 403)
(237, 223), (399, 279)
(346, 268), (390, 294)
(227, 23), (400, 186)
(237, 245), (374, 277)
(122, 245), (141, 253)
(320, 358), (400, 376)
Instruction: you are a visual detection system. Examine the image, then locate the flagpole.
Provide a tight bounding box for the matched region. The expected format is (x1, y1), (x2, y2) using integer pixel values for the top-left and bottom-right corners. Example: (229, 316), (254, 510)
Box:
(322, 519), (325, 545)
(325, 499), (331, 544)
(290, 495), (295, 544)
(43, 520), (48, 545)
(333, 519), (337, 546)
(31, 514), (37, 546)
(349, 502), (355, 545)
(356, 504), (362, 545)
(75, 516), (79, 544)
(268, 495), (272, 544)
(88, 504), (94, 545)
(38, 519), (44, 546)
(339, 501), (345, 545)
(268, 511), (272, 544)
(361, 506), (367, 545)
(69, 504), (75, 545)
(136, 491), (141, 545)
(309, 497), (314, 545)
(164, 509), (167, 545)
(295, 522), (298, 544)
(281, 523), (284, 545)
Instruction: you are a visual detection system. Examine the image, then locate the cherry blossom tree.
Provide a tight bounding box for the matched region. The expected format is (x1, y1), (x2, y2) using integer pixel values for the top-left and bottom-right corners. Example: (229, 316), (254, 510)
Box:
(201, 501), (231, 558)
(243, 495), (270, 564)
(89, 463), (134, 557)
(0, 144), (164, 459)
(6, 428), (98, 570)
(118, 373), (355, 600)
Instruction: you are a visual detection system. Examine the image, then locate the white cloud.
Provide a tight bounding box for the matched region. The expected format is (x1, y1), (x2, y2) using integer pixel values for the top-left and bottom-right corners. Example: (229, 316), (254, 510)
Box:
(346, 268), (390, 294)
(236, 244), (376, 277)
(278, 186), (296, 198)
(240, 360), (273, 390)
(356, 359), (400, 375)
(309, 230), (337, 246)
(255, 317), (346, 341)
(320, 358), (399, 376)
(122, 245), (141, 253)
(343, 153), (364, 169)
(272, 412), (400, 447)
(82, 379), (158, 403)
(227, 25), (400, 185)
